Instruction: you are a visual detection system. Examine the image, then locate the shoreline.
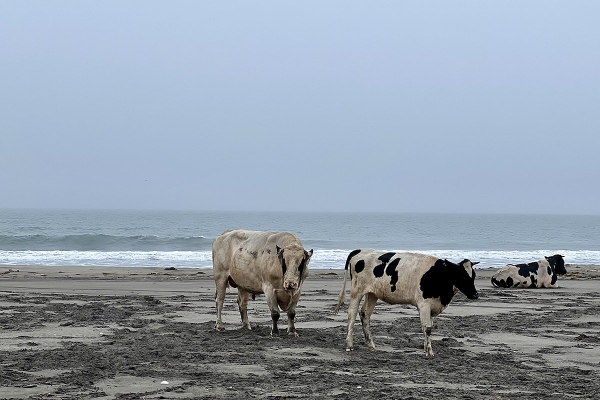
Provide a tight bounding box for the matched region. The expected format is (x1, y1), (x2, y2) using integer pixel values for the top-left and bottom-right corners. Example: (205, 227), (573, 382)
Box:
(2, 263), (600, 281)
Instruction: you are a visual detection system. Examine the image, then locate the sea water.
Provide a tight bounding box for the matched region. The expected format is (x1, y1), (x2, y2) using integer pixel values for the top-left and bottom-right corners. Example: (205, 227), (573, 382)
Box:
(1, 209), (599, 269)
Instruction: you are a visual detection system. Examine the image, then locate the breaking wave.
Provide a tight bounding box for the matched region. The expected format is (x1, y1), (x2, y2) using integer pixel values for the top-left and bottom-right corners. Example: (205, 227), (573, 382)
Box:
(1, 248), (599, 269)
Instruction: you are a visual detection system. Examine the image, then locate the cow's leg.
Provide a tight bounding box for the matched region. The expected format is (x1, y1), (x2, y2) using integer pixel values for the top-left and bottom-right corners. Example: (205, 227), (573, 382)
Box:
(418, 305), (434, 356)
(264, 289), (280, 336)
(237, 288), (251, 330)
(286, 307), (298, 337)
(214, 274), (228, 332)
(359, 293), (378, 351)
(286, 293), (300, 337)
(345, 291), (364, 351)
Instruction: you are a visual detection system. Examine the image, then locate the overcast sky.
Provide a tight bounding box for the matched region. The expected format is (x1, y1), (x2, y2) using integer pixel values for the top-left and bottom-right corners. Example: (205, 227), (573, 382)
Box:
(1, 2), (598, 214)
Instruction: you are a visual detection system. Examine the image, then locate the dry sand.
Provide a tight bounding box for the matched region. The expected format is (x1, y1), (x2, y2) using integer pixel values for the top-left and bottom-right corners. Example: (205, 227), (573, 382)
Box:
(1, 264), (600, 399)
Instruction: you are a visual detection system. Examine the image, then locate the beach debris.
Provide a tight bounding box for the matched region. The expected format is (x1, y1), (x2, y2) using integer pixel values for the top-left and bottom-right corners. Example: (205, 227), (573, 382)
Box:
(1, 269), (20, 274)
(164, 267), (177, 270)
(318, 272), (338, 276)
(161, 381), (169, 385)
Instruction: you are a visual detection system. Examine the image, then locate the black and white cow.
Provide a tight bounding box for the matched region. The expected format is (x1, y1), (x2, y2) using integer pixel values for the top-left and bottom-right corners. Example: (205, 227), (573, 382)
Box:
(491, 254), (566, 288)
(335, 250), (479, 356)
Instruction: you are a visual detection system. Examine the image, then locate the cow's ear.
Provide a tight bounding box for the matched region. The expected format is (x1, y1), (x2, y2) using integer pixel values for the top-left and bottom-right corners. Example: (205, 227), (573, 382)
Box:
(276, 245), (282, 255)
(305, 249), (313, 260)
(471, 261), (480, 266)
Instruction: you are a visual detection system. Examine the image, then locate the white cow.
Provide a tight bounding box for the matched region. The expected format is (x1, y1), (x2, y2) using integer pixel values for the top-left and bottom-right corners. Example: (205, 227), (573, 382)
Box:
(212, 229), (312, 336)
(336, 250), (479, 356)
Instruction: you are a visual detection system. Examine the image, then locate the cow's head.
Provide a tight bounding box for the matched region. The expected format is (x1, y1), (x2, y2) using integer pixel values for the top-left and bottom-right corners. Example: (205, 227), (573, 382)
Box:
(453, 259), (479, 300)
(276, 245), (313, 291)
(546, 254), (566, 275)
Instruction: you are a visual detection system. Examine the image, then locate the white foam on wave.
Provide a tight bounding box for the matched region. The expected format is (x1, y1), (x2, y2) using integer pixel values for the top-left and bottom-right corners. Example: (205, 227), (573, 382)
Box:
(1, 249), (599, 269)
(311, 249), (600, 268)
(0, 250), (214, 268)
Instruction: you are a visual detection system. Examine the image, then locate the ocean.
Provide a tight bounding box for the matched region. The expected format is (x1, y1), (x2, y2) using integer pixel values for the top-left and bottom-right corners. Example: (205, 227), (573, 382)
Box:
(1, 209), (599, 269)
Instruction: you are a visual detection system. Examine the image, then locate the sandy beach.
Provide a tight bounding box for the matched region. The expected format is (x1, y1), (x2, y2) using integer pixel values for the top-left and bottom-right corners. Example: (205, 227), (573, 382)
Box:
(1, 264), (600, 399)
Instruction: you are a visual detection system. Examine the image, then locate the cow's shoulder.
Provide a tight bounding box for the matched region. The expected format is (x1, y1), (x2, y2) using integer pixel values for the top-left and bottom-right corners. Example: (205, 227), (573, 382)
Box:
(419, 259), (455, 306)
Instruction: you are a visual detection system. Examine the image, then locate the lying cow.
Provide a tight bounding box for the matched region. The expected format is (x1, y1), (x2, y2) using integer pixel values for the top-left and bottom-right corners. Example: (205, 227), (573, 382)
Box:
(212, 229), (312, 336)
(336, 250), (479, 356)
(491, 254), (566, 288)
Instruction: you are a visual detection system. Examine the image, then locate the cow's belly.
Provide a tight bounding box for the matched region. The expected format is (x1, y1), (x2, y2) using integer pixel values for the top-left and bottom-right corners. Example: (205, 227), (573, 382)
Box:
(229, 263), (266, 294)
(229, 273), (264, 294)
(370, 275), (419, 306)
(378, 291), (415, 306)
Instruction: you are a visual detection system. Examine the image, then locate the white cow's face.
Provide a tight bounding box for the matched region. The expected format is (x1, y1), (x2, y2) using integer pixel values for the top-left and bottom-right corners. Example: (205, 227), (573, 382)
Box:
(277, 245), (312, 291)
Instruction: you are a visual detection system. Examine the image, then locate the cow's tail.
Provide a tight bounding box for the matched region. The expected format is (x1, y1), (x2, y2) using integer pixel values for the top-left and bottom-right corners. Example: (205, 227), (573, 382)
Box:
(335, 252), (354, 313)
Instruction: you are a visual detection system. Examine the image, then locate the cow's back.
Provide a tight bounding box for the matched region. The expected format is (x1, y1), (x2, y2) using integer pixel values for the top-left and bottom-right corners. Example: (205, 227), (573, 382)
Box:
(213, 230), (269, 268)
(213, 229), (299, 255)
(350, 250), (438, 304)
(212, 230), (303, 286)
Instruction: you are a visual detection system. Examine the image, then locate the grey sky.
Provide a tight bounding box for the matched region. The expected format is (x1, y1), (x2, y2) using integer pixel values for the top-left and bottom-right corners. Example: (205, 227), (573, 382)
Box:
(1, 2), (598, 214)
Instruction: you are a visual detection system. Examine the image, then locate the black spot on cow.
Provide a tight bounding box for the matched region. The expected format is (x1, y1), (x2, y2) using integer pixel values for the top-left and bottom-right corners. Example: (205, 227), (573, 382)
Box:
(346, 249), (362, 279)
(491, 277), (504, 287)
(529, 275), (538, 288)
(547, 266), (552, 275)
(346, 250), (362, 270)
(281, 257), (287, 275)
(378, 252), (395, 263)
(506, 276), (514, 287)
(373, 263), (386, 278)
(421, 259), (478, 303)
(355, 260), (365, 273)
(551, 272), (558, 285)
(228, 276), (238, 288)
(385, 258), (401, 292)
(372, 252), (396, 278)
(420, 259), (456, 306)
(517, 262), (540, 278)
(298, 258), (306, 280)
(266, 249), (271, 254)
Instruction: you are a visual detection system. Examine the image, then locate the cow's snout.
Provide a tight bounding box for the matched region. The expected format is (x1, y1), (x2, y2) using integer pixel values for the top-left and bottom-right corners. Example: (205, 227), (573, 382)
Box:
(284, 281), (298, 290)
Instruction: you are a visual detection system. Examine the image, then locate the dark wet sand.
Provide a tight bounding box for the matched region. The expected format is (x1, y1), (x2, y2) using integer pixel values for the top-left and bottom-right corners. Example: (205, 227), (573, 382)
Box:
(1, 265), (600, 399)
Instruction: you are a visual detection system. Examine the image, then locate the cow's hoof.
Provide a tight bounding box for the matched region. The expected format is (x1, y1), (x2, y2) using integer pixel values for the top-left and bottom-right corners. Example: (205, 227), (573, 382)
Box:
(270, 329), (280, 337)
(346, 347), (353, 352)
(215, 325), (225, 332)
(288, 331), (299, 337)
(368, 346), (376, 351)
(242, 324), (252, 330)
